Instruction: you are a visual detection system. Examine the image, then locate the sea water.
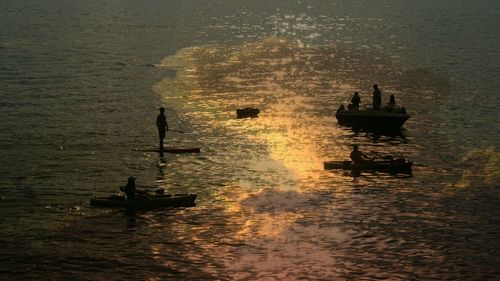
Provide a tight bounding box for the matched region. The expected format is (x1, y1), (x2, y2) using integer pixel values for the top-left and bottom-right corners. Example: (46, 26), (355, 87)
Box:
(0, 0), (498, 279)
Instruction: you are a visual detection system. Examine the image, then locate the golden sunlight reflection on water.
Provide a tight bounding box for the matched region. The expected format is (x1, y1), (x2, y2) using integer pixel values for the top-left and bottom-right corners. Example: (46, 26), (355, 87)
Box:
(155, 37), (361, 185)
(2, 3), (498, 279)
(151, 36), (427, 277)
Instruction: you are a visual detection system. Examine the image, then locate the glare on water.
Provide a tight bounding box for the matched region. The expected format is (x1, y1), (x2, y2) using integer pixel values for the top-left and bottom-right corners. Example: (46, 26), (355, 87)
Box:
(0, 1), (498, 279)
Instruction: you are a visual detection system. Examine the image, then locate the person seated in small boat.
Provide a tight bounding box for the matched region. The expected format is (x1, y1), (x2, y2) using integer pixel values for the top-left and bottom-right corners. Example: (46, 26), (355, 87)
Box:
(384, 94), (396, 112)
(382, 155), (394, 161)
(350, 145), (371, 164)
(392, 157), (407, 163)
(348, 92), (361, 110)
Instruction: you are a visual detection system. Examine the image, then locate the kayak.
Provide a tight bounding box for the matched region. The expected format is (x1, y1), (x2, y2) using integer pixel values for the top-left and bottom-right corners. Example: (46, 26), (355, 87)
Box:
(132, 147), (201, 153)
(90, 193), (197, 209)
(324, 159), (413, 175)
(236, 107), (260, 119)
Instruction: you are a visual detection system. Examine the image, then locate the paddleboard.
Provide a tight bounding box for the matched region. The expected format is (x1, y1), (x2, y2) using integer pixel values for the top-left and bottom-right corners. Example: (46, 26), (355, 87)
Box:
(132, 147), (201, 153)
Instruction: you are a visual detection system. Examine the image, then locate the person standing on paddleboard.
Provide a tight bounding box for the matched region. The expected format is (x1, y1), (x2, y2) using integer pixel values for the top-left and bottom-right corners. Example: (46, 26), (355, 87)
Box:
(156, 107), (169, 149)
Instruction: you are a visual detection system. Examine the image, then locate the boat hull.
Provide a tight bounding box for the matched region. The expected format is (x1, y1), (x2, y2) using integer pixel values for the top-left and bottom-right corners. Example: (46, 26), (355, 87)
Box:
(324, 160), (413, 175)
(90, 194), (197, 209)
(335, 110), (410, 130)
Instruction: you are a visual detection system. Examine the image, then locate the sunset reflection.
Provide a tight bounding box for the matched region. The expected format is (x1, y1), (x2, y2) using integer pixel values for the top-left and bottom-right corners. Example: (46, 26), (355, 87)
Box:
(2, 1), (498, 279)
(156, 37), (357, 187)
(152, 36), (415, 277)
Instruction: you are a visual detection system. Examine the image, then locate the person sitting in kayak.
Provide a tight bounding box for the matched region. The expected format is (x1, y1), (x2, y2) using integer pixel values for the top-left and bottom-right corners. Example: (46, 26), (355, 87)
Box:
(120, 177), (152, 200)
(120, 176), (137, 199)
(350, 145), (371, 164)
(348, 92), (361, 110)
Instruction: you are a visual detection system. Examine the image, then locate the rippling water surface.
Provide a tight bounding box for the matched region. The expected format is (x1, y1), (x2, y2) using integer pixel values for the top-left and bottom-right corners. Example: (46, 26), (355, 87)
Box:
(1, 0), (499, 280)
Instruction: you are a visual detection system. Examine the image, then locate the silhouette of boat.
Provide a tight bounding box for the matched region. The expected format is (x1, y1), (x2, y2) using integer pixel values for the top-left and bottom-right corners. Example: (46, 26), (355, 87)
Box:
(90, 193), (197, 209)
(324, 159), (413, 175)
(236, 107), (260, 119)
(335, 105), (410, 130)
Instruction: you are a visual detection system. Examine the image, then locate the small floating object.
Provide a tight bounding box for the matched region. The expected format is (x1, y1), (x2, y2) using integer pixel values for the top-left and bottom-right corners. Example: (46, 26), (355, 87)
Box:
(236, 107), (260, 119)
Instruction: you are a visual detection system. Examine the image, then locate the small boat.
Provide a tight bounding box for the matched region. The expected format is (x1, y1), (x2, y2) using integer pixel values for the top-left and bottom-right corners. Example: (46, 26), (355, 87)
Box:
(324, 159), (413, 175)
(90, 193), (197, 209)
(335, 105), (410, 130)
(236, 107), (260, 119)
(132, 147), (201, 153)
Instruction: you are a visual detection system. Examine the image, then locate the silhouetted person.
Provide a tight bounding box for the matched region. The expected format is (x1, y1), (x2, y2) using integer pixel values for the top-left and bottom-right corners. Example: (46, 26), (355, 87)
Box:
(156, 107), (169, 149)
(372, 84), (382, 110)
(350, 92), (361, 110)
(386, 94), (396, 112)
(350, 145), (371, 164)
(120, 176), (137, 199)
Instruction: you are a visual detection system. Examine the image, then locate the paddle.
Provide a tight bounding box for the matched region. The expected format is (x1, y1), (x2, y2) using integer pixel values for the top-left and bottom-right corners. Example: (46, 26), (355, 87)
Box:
(124, 185), (167, 195)
(368, 151), (415, 164)
(168, 129), (185, 133)
(358, 151), (374, 162)
(368, 150), (396, 162)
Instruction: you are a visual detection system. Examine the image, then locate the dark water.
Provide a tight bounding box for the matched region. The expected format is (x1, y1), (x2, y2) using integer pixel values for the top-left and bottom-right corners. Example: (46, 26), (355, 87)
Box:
(1, 0), (499, 280)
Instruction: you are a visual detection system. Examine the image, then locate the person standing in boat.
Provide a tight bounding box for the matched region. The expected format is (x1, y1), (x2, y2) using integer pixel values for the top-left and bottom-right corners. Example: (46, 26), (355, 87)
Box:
(350, 145), (371, 164)
(350, 92), (361, 110)
(372, 84), (382, 110)
(156, 107), (169, 149)
(120, 176), (137, 199)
